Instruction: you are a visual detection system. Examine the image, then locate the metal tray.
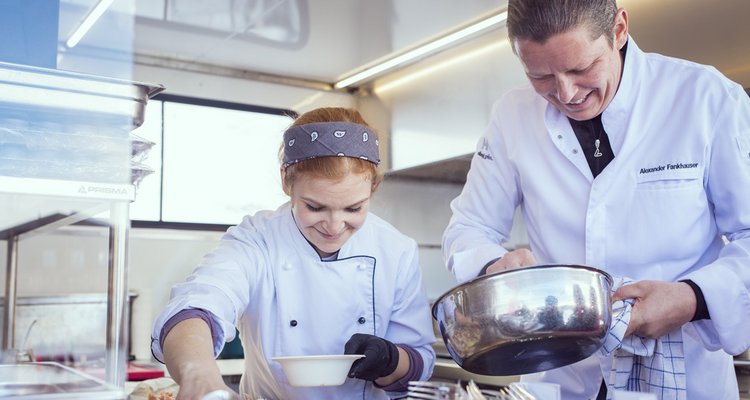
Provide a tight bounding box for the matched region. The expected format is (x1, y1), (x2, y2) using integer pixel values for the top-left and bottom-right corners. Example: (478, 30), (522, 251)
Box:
(0, 61), (164, 130)
(0, 62), (164, 184)
(0, 362), (124, 399)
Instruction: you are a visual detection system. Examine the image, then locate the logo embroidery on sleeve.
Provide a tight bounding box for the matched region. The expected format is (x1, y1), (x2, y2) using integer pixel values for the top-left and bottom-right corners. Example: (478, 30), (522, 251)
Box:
(477, 138), (493, 160)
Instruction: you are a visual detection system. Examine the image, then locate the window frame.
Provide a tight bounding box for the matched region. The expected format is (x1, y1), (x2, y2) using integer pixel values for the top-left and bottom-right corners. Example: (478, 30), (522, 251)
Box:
(130, 93), (296, 231)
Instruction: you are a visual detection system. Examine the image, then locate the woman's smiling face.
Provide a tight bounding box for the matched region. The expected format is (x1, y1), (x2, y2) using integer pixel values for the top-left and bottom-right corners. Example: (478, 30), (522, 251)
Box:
(288, 172), (372, 258)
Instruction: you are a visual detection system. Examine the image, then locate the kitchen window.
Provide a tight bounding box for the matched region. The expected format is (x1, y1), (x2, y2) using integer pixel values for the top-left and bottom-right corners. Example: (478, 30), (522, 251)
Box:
(129, 94), (294, 227)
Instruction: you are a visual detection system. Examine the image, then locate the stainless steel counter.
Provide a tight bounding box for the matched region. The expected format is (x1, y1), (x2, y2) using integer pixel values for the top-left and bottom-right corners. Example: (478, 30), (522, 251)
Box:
(0, 362), (124, 399)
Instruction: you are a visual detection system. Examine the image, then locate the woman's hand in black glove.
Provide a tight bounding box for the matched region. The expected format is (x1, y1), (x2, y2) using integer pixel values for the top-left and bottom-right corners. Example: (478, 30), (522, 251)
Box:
(344, 333), (400, 381)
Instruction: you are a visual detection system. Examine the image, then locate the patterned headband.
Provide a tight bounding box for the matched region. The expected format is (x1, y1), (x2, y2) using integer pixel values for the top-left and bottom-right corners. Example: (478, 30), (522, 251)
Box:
(282, 121), (380, 168)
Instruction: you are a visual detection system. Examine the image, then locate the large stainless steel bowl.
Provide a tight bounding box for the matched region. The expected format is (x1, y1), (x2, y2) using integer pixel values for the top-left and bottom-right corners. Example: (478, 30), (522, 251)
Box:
(432, 264), (613, 376)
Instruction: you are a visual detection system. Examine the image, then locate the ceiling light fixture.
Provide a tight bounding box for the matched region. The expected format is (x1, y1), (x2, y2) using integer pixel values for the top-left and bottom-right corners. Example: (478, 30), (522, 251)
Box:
(334, 9), (508, 90)
(374, 40), (509, 95)
(65, 0), (115, 48)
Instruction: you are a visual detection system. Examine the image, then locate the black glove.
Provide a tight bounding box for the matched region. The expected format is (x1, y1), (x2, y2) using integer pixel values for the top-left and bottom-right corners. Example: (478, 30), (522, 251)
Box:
(344, 333), (400, 381)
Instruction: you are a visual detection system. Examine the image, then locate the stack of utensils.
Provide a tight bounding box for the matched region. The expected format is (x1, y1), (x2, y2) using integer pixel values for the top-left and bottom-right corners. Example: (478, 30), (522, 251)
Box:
(407, 380), (538, 400)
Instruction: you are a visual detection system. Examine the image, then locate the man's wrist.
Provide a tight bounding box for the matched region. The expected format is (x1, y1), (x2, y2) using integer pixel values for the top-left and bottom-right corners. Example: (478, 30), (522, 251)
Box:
(478, 257), (502, 277)
(679, 279), (710, 321)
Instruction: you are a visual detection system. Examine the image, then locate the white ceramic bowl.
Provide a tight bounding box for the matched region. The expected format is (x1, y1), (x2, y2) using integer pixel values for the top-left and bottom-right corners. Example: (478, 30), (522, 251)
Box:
(272, 354), (365, 387)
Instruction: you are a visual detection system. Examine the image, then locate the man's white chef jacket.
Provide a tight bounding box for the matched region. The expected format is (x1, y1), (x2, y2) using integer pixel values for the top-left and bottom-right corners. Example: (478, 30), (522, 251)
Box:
(443, 37), (750, 400)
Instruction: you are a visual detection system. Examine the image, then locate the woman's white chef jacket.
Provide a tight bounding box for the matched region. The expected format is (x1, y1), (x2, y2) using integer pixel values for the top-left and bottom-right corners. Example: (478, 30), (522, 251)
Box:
(443, 37), (750, 400)
(152, 203), (436, 400)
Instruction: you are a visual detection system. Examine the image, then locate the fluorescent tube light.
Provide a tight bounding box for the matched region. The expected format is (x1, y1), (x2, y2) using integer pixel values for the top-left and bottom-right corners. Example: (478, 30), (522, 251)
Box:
(65, 0), (115, 48)
(334, 10), (507, 90)
(374, 40), (509, 95)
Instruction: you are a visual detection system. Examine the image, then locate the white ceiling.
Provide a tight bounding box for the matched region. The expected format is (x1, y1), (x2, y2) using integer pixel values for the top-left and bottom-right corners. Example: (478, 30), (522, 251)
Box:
(121, 0), (750, 89)
(52, 0), (750, 89)
(129, 0), (501, 85)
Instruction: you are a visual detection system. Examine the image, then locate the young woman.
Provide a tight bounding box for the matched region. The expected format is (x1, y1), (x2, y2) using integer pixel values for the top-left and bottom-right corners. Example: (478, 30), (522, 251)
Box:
(151, 107), (435, 400)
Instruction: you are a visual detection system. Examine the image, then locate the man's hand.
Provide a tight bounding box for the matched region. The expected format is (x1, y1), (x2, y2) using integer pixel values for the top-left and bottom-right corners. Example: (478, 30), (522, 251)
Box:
(484, 248), (536, 275)
(612, 280), (697, 338)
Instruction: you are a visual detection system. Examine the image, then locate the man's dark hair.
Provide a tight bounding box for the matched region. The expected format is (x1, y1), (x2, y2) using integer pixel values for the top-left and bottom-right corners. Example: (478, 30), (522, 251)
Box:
(507, 0), (618, 48)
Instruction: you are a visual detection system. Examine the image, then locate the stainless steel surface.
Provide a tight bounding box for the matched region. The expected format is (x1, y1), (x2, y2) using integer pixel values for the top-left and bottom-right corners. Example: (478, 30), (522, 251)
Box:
(0, 62), (164, 185)
(0, 293), (138, 362)
(134, 53), (334, 92)
(431, 302), (518, 387)
(465, 379), (484, 399)
(1, 205), (108, 353)
(385, 153), (472, 184)
(106, 202), (129, 388)
(407, 381), (466, 400)
(0, 206), (109, 241)
(432, 357), (518, 387)
(0, 362), (123, 399)
(2, 236), (19, 351)
(0, 61), (163, 129)
(501, 383), (536, 400)
(432, 265), (613, 376)
(408, 380), (537, 400)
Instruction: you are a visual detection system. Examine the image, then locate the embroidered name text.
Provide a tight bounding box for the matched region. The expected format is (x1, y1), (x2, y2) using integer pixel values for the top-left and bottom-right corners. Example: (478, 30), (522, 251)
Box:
(639, 162), (699, 174)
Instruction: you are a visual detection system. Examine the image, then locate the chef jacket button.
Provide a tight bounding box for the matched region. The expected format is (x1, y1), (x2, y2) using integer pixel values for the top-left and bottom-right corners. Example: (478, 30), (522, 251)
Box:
(572, 149), (579, 154)
(557, 134), (563, 139)
(358, 317), (366, 324)
(290, 320), (298, 327)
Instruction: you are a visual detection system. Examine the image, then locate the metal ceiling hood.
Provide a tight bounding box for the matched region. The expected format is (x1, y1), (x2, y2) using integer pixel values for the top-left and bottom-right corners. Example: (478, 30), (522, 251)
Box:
(134, 52), (334, 92)
(385, 153), (473, 184)
(134, 7), (509, 95)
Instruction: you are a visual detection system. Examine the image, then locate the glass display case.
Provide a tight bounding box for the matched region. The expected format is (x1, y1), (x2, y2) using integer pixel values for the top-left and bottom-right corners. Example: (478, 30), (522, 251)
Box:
(0, 60), (162, 399)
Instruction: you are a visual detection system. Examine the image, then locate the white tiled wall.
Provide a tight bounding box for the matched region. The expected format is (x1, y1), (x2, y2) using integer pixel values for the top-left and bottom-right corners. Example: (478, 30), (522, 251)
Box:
(372, 178), (464, 302)
(373, 177), (529, 301)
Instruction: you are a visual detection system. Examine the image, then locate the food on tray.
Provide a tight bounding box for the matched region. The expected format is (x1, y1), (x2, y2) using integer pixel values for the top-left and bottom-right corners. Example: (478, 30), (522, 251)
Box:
(127, 377), (179, 400)
(147, 390), (175, 400)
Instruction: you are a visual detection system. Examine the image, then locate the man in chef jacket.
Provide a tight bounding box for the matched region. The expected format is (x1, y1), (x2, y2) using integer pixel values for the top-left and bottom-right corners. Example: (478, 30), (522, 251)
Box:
(442, 0), (750, 399)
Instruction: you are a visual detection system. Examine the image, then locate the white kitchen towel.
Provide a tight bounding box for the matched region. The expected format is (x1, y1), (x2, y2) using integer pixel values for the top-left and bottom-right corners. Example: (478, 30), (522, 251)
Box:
(598, 277), (687, 400)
